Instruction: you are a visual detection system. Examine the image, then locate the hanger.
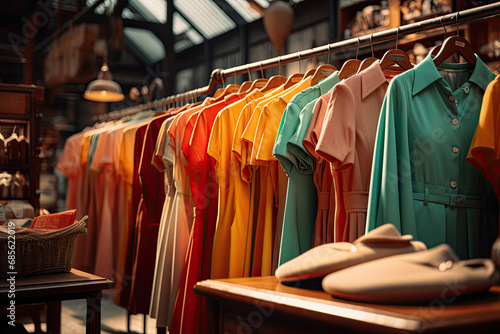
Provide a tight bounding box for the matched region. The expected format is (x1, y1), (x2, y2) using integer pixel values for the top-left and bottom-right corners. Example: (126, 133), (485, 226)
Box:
(380, 27), (413, 71)
(261, 75), (286, 92)
(213, 85), (241, 102)
(311, 64), (337, 85)
(242, 62), (269, 93)
(284, 52), (305, 89)
(310, 44), (338, 85)
(433, 14), (476, 66)
(238, 81), (253, 94)
(5, 125), (19, 143)
(212, 72), (240, 102)
(357, 35), (379, 73)
(303, 67), (316, 78)
(338, 38), (362, 80)
(260, 56), (287, 92)
(238, 65), (254, 94)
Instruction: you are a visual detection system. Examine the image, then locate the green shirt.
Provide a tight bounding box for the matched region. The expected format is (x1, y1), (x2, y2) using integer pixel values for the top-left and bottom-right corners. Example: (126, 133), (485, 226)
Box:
(366, 54), (498, 259)
(273, 72), (340, 265)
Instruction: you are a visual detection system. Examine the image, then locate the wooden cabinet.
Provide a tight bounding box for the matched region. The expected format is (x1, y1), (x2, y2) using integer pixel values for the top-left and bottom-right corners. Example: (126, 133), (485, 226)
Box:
(0, 83), (44, 215)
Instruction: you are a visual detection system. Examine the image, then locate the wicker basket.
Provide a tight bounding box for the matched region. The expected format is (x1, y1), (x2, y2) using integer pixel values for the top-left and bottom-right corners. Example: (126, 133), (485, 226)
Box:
(0, 218), (87, 277)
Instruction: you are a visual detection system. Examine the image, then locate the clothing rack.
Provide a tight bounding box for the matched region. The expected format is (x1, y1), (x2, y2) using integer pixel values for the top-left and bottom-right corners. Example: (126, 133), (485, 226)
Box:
(99, 2), (500, 121)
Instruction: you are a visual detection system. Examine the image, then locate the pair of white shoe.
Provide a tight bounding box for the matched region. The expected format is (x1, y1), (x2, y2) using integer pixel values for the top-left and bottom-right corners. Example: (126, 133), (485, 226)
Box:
(276, 224), (499, 303)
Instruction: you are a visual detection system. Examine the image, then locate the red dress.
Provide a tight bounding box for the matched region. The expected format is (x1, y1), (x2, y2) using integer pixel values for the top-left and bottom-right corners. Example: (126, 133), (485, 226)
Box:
(170, 95), (242, 334)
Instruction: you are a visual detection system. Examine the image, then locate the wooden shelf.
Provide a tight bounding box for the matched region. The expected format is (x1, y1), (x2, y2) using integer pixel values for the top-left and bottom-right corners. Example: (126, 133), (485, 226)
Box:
(0, 83), (44, 215)
(0, 163), (31, 171)
(351, 26), (388, 38)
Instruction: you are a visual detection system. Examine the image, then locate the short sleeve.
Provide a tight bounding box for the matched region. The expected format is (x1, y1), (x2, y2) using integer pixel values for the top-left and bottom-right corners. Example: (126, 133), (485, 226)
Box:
(272, 101), (302, 175)
(287, 99), (317, 174)
(467, 78), (500, 189)
(152, 120), (169, 172)
(207, 113), (221, 163)
(316, 83), (356, 171)
(57, 134), (82, 177)
(257, 98), (288, 164)
(302, 93), (331, 162)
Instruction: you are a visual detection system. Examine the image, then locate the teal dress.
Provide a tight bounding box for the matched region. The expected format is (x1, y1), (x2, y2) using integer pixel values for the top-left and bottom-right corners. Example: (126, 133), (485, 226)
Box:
(273, 72), (340, 265)
(366, 54), (498, 259)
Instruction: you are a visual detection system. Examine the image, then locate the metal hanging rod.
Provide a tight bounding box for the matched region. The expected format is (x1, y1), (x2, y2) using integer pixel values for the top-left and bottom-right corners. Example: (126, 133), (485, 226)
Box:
(215, 2), (500, 82)
(103, 2), (500, 120)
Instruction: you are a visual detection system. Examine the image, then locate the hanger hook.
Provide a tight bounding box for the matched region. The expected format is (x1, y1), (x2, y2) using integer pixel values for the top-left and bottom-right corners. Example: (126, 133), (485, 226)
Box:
(396, 27), (400, 50)
(356, 37), (360, 60)
(456, 13), (460, 36)
(440, 16), (447, 40)
(327, 43), (331, 64)
(221, 73), (225, 87)
(234, 67), (237, 85)
(247, 64), (252, 81)
(260, 61), (264, 78)
(370, 34), (374, 58)
(278, 56), (281, 76)
(298, 51), (302, 73)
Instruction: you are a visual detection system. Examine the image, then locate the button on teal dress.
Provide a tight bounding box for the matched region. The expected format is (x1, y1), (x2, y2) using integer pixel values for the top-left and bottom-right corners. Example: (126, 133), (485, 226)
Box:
(273, 72), (340, 265)
(366, 54), (498, 259)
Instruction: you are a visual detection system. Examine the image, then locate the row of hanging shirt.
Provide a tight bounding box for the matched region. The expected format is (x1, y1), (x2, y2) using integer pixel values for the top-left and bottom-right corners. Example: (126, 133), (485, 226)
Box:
(57, 35), (499, 333)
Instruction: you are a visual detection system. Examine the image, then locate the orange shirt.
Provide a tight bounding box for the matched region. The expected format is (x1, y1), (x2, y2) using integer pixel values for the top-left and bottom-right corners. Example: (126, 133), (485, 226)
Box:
(467, 75), (500, 201)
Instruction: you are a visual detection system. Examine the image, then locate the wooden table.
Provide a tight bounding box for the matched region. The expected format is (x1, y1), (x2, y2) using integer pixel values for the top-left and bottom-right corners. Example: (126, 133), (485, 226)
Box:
(0, 269), (114, 334)
(195, 276), (500, 334)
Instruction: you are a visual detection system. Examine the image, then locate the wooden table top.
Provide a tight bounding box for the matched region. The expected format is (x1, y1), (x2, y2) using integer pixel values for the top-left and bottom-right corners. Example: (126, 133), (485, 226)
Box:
(0, 269), (114, 301)
(195, 276), (500, 333)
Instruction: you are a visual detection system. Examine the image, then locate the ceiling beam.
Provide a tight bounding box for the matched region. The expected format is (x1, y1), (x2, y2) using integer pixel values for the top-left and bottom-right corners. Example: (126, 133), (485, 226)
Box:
(33, 0), (105, 52)
(213, 0), (248, 27)
(172, 6), (206, 40)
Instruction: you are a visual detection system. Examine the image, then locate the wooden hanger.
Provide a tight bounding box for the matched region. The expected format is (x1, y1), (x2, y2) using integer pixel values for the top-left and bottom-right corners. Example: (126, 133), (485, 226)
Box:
(338, 59), (361, 80)
(259, 57), (287, 92)
(303, 67), (316, 78)
(238, 65), (257, 94)
(260, 75), (286, 93)
(284, 73), (304, 89)
(283, 52), (307, 89)
(433, 15), (476, 66)
(238, 81), (253, 94)
(244, 78), (268, 94)
(357, 57), (378, 73)
(357, 35), (379, 74)
(380, 49), (413, 70)
(212, 84), (240, 102)
(311, 64), (337, 85)
(380, 27), (413, 71)
(339, 37), (362, 80)
(433, 35), (476, 66)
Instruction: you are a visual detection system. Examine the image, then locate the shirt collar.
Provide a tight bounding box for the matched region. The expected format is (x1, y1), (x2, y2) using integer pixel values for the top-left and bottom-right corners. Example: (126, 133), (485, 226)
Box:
(246, 88), (265, 102)
(412, 53), (495, 96)
(316, 71), (340, 95)
(360, 61), (387, 99)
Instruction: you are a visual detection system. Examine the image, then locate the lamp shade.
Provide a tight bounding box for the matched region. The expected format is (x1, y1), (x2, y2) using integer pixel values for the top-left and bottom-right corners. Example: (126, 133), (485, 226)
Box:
(84, 65), (125, 102)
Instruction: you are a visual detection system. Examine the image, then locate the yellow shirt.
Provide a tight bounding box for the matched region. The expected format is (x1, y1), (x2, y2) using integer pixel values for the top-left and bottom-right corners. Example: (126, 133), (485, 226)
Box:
(243, 78), (313, 276)
(208, 90), (262, 278)
(231, 87), (283, 276)
(254, 77), (313, 165)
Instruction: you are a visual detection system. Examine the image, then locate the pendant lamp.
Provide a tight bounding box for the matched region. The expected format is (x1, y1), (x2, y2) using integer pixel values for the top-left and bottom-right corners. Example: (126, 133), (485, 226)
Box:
(84, 39), (124, 102)
(263, 0), (294, 55)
